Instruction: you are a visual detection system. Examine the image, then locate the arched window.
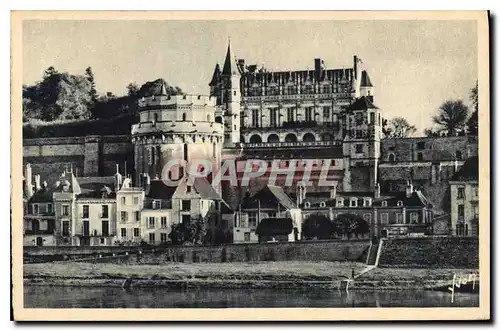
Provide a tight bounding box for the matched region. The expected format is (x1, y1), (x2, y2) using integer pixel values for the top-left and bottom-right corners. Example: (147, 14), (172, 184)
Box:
(182, 113), (187, 121)
(303, 133), (316, 142)
(456, 151), (463, 160)
(417, 152), (423, 161)
(381, 201), (388, 207)
(249, 134), (262, 143)
(397, 200), (404, 207)
(267, 134), (279, 143)
(388, 153), (396, 162)
(284, 133), (298, 143)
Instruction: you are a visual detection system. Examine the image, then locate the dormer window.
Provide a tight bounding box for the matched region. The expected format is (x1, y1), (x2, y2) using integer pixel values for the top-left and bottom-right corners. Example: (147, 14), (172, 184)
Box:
(304, 202), (311, 208)
(320, 202), (326, 208)
(350, 198), (358, 207)
(152, 200), (161, 210)
(381, 201), (388, 207)
(364, 198), (372, 207)
(397, 200), (404, 207)
(336, 198), (344, 207)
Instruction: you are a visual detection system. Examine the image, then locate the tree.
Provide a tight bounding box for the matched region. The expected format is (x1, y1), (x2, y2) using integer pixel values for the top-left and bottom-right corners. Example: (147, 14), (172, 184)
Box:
(467, 81), (478, 135)
(333, 213), (370, 239)
(84, 66), (98, 105)
(301, 213), (336, 240)
(23, 68), (93, 122)
(138, 78), (183, 97)
(126, 82), (140, 97)
(168, 217), (208, 245)
(424, 128), (441, 137)
(432, 100), (469, 136)
(385, 117), (417, 138)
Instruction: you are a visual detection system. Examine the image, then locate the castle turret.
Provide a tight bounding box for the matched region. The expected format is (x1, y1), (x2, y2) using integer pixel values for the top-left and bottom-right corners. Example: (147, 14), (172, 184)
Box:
(131, 87), (224, 192)
(114, 164), (123, 191)
(220, 40), (241, 147)
(360, 70), (374, 102)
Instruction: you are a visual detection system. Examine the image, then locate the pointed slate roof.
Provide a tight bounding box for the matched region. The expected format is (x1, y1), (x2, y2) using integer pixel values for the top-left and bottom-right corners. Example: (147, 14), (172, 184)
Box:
(349, 96), (379, 110)
(241, 185), (296, 210)
(209, 63), (221, 86)
(451, 156), (478, 181)
(159, 81), (168, 95)
(222, 42), (238, 76)
(360, 70), (373, 87)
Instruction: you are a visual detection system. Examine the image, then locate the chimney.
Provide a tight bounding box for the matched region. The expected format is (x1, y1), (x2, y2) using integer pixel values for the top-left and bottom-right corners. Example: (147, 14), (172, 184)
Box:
(314, 58), (322, 82)
(114, 164), (123, 192)
(375, 182), (381, 199)
(24, 164), (33, 200)
(34, 174), (41, 192)
(296, 184), (305, 206)
(406, 181), (414, 198)
(353, 55), (358, 78)
(143, 173), (151, 195)
(330, 185), (337, 199)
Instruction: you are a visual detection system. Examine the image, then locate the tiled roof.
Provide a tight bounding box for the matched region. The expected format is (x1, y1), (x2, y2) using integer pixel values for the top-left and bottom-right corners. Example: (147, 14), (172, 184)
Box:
(222, 42), (237, 75)
(451, 156), (478, 181)
(241, 185), (296, 210)
(209, 63), (221, 86)
(29, 189), (54, 203)
(349, 96), (379, 110)
(147, 180), (176, 199)
(193, 177), (222, 200)
(360, 70), (373, 87)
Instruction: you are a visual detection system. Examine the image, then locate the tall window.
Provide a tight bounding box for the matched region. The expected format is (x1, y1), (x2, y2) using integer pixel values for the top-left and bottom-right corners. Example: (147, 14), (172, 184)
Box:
(287, 108), (295, 122)
(148, 217), (155, 229)
(369, 112), (375, 124)
(135, 211), (140, 221)
(396, 213), (404, 224)
(161, 216), (167, 228)
(121, 197), (126, 205)
(380, 213), (388, 224)
(181, 200), (191, 211)
(248, 212), (257, 228)
(62, 205), (69, 216)
(133, 197), (139, 205)
(121, 211), (127, 223)
(121, 228), (127, 238)
(149, 233), (155, 244)
(47, 204), (52, 214)
(269, 108), (278, 127)
(305, 107), (313, 122)
(101, 205), (108, 218)
(410, 213), (418, 224)
(355, 144), (363, 154)
(62, 221), (70, 236)
(33, 204), (39, 215)
(252, 109), (259, 127)
(161, 233), (167, 243)
(457, 187), (465, 199)
(323, 107), (330, 120)
(458, 205), (465, 218)
(102, 220), (109, 236)
(134, 228), (140, 237)
(287, 86), (295, 95)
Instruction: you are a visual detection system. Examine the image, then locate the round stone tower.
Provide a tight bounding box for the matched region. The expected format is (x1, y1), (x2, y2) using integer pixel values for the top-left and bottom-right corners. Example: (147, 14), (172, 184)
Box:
(131, 83), (224, 189)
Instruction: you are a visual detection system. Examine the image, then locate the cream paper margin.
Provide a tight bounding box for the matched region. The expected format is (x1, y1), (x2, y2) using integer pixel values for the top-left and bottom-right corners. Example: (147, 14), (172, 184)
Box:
(11, 10), (490, 321)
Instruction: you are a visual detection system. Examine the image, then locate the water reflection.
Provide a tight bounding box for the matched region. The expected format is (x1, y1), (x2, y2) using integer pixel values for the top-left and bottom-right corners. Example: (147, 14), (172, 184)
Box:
(24, 286), (479, 308)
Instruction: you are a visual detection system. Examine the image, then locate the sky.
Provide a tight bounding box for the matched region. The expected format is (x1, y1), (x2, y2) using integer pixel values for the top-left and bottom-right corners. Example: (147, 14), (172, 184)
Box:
(22, 19), (477, 134)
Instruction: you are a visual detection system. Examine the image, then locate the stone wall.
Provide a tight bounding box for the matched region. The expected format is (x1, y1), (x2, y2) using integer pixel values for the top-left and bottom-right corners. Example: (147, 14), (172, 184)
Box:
(24, 240), (370, 264)
(378, 237), (478, 268)
(23, 135), (133, 185)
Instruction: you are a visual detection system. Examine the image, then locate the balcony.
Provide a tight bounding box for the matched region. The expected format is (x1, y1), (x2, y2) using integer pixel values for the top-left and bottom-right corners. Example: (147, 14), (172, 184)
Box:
(243, 140), (342, 149)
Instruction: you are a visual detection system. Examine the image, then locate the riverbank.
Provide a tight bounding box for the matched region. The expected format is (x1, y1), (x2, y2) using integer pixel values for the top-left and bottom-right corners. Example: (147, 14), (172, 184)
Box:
(23, 261), (479, 290)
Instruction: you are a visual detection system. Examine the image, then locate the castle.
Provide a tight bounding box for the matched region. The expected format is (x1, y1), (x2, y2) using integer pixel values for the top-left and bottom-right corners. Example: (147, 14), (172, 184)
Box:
(22, 42), (478, 245)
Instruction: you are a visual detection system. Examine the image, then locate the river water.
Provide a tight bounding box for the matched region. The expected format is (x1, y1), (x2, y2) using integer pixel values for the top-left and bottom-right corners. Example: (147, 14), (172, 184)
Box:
(24, 286), (479, 308)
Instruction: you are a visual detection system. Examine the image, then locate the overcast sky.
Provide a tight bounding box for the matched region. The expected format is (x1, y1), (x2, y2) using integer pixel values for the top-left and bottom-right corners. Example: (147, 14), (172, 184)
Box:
(22, 19), (477, 134)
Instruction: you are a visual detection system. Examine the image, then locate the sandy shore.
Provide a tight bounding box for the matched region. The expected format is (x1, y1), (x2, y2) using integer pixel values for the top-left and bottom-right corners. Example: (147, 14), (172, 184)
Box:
(23, 261), (479, 290)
